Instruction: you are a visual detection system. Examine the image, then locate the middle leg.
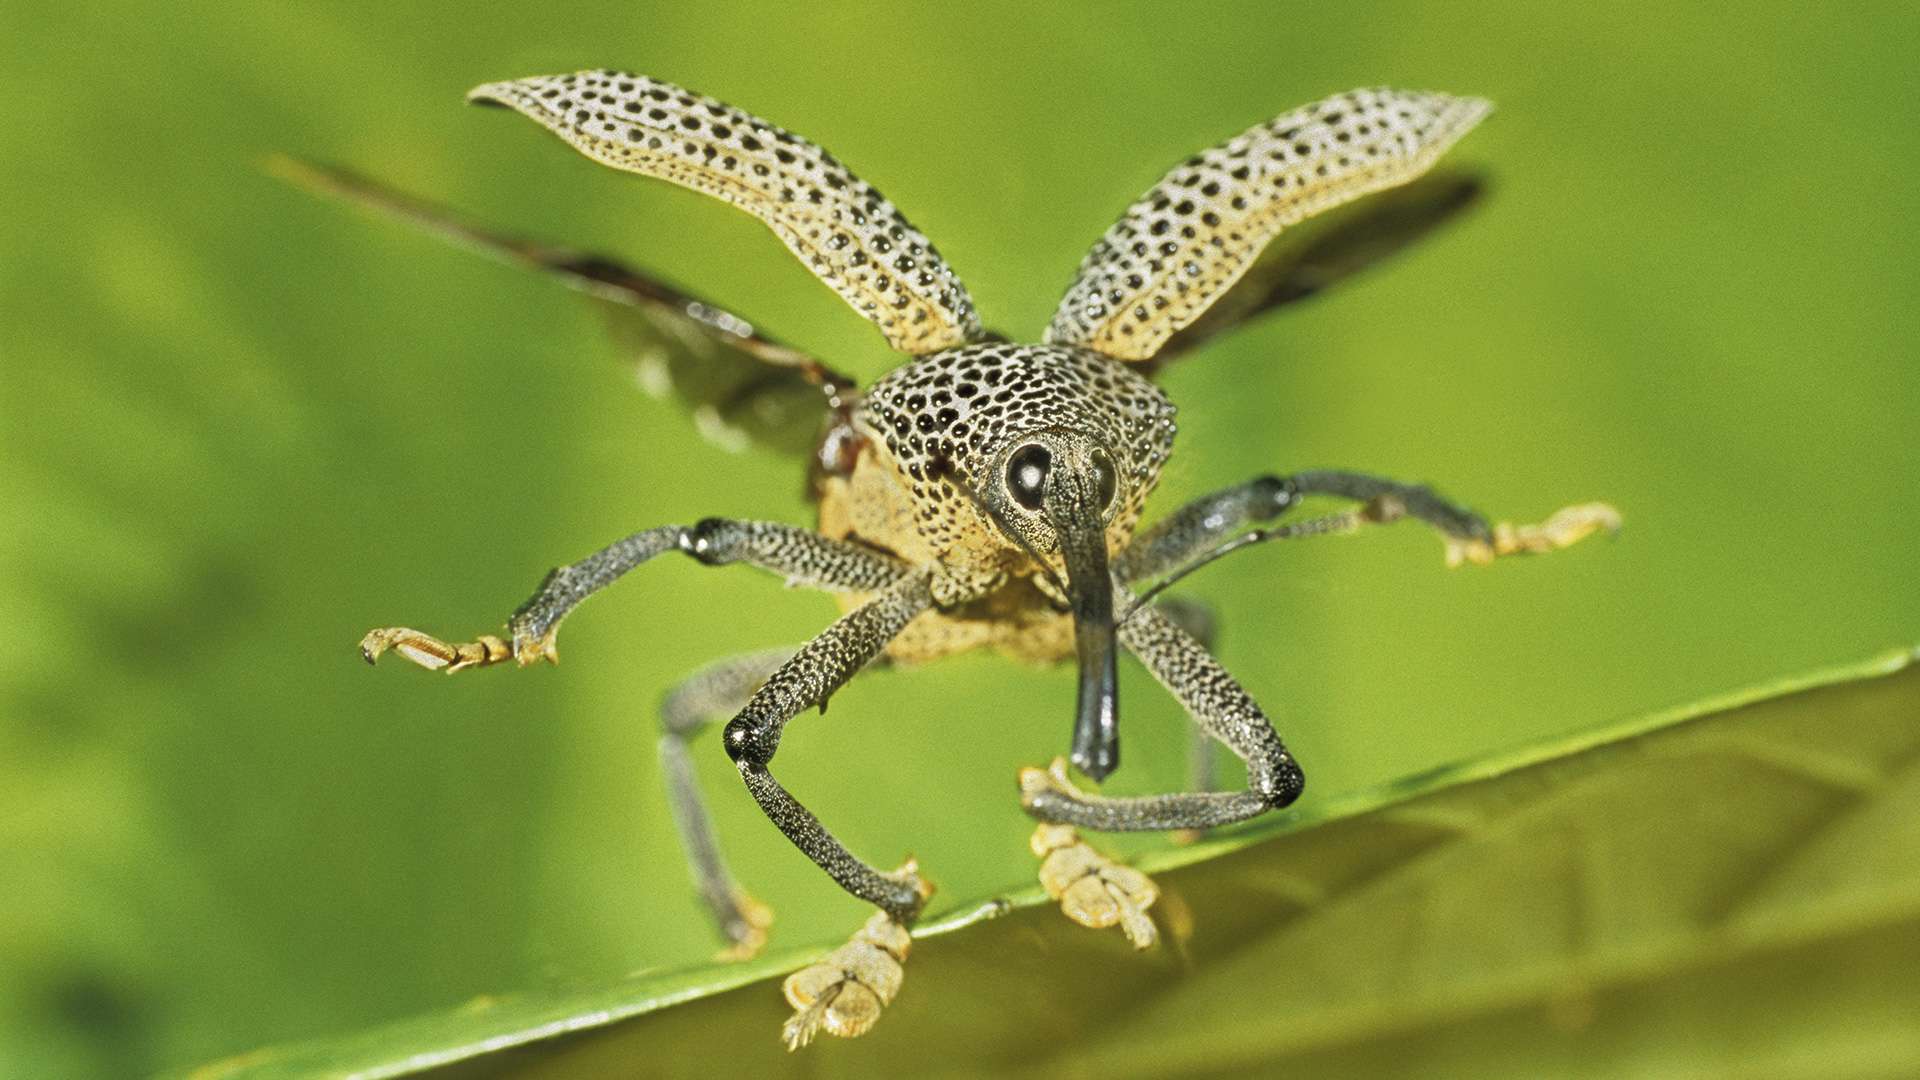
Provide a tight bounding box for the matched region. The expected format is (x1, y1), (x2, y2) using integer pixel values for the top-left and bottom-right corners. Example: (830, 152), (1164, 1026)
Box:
(721, 570), (937, 922)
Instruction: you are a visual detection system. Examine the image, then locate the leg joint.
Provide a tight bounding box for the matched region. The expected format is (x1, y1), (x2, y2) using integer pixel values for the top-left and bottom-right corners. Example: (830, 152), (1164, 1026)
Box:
(1252, 751), (1305, 809)
(723, 715), (778, 766)
(1248, 474), (1299, 518)
(678, 518), (745, 566)
(660, 701), (700, 738)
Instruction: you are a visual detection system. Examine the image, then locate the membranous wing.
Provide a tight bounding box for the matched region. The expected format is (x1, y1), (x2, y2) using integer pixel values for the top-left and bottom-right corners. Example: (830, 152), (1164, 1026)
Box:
(272, 156), (848, 456)
(1047, 88), (1489, 362)
(468, 71), (982, 356)
(1154, 170), (1484, 365)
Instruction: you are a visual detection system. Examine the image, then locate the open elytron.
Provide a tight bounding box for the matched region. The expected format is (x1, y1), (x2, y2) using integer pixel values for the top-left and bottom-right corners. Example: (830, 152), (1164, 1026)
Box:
(301, 69), (1618, 1049)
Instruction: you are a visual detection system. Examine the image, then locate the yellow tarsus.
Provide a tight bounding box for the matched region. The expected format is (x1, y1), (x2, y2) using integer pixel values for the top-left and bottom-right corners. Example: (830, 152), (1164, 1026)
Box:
(715, 889), (774, 962)
(1026, 799), (1162, 950)
(777, 895), (918, 1049)
(1446, 501), (1623, 568)
(358, 626), (554, 672)
(780, 987), (836, 1051)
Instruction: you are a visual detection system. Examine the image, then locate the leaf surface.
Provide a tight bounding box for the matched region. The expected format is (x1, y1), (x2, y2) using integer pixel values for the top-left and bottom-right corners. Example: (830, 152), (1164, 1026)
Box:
(190, 647), (1920, 1079)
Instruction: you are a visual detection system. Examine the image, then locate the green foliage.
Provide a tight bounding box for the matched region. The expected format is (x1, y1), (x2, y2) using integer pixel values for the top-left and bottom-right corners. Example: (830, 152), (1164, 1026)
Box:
(195, 649), (1920, 1077)
(2, 3), (1916, 1077)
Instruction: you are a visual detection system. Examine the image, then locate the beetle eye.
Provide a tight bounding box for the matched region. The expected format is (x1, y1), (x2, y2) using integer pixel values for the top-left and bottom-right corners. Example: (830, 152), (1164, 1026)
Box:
(1091, 449), (1119, 510)
(1006, 444), (1051, 510)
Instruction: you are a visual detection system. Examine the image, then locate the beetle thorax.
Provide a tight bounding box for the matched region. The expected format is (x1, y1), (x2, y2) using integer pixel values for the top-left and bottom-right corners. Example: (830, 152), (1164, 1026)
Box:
(853, 344), (1175, 592)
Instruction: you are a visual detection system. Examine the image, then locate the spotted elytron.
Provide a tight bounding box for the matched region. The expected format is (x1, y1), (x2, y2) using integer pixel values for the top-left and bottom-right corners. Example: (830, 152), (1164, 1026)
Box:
(290, 70), (1619, 1050)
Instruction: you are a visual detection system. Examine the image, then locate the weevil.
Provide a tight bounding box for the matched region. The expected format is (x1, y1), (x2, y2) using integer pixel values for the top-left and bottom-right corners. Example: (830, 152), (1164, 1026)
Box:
(290, 70), (1619, 1049)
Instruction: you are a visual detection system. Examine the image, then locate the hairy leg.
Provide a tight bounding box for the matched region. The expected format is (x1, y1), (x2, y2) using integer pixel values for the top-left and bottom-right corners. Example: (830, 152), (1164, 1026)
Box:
(361, 521), (929, 1047)
(1033, 474), (1611, 942)
(360, 519), (906, 671)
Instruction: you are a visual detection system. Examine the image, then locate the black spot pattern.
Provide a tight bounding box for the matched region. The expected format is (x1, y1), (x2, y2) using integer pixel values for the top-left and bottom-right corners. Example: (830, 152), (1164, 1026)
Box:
(857, 344), (1177, 559)
(1047, 88), (1489, 361)
(469, 71), (981, 355)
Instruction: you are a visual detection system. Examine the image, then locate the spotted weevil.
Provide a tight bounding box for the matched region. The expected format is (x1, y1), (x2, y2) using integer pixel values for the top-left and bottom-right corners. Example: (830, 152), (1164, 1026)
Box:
(287, 70), (1618, 1049)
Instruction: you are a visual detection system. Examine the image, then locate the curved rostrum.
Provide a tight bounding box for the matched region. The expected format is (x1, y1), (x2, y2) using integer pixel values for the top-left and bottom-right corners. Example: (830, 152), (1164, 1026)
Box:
(1046, 87), (1490, 362)
(468, 71), (984, 356)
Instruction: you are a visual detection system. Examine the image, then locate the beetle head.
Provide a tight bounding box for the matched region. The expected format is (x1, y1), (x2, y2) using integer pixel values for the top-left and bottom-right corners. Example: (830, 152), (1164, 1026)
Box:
(862, 344), (1176, 780)
(979, 427), (1128, 779)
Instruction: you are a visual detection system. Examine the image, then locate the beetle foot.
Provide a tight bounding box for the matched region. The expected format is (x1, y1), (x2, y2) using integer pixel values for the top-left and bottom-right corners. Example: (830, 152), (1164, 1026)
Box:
(358, 623), (557, 672)
(781, 908), (914, 1050)
(715, 887), (774, 962)
(1022, 771), (1159, 950)
(1444, 501), (1622, 568)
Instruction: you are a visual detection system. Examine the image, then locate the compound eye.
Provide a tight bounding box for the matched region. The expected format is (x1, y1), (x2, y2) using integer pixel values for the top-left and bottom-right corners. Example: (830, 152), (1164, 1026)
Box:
(1006, 444), (1051, 510)
(1091, 449), (1119, 510)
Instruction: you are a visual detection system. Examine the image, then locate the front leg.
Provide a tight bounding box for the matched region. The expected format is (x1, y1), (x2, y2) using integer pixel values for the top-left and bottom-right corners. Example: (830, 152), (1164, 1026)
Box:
(1021, 602), (1302, 947)
(1118, 470), (1618, 590)
(715, 570), (939, 1048)
(1027, 602), (1303, 824)
(359, 519), (906, 672)
(724, 570), (935, 920)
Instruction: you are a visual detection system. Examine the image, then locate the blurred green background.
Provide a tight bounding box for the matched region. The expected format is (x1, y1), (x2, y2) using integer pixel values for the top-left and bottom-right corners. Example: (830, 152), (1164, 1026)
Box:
(2, 2), (1915, 1075)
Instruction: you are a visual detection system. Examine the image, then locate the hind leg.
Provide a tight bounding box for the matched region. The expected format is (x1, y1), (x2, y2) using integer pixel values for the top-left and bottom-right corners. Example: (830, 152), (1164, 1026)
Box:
(658, 647), (799, 959)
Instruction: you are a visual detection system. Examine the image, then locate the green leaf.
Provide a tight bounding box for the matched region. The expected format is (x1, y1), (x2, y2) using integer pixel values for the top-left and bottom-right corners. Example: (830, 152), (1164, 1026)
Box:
(189, 645), (1920, 1079)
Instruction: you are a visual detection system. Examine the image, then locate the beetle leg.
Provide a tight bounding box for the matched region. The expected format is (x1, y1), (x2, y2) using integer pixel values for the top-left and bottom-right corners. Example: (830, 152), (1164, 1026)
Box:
(1148, 595), (1222, 843)
(1118, 470), (1617, 595)
(781, 908), (915, 1049)
(1442, 501), (1622, 567)
(1030, 817), (1160, 949)
(360, 520), (906, 673)
(659, 646), (801, 960)
(1021, 601), (1303, 943)
(358, 627), (517, 672)
(718, 571), (938, 1047)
